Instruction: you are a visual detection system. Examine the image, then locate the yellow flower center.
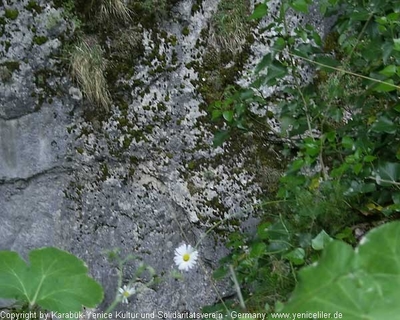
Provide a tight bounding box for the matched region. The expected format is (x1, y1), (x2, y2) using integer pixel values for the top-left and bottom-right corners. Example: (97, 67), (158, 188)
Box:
(183, 253), (190, 261)
(123, 291), (130, 297)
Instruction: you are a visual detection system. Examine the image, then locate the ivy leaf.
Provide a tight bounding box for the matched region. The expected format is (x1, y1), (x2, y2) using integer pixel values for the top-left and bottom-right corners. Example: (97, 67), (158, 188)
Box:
(0, 248), (103, 313)
(249, 3), (268, 20)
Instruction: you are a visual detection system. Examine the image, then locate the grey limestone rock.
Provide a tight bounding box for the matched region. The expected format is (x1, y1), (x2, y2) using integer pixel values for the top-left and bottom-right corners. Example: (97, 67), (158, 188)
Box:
(0, 0), (335, 315)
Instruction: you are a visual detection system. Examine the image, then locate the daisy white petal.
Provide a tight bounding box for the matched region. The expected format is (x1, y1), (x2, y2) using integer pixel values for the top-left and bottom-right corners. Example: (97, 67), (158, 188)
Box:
(118, 285), (135, 304)
(174, 244), (199, 271)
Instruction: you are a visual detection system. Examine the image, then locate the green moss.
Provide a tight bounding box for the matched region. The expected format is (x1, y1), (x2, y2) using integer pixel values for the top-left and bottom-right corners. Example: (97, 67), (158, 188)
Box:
(100, 163), (110, 181)
(25, 1), (43, 14)
(0, 66), (12, 83)
(157, 102), (167, 111)
(4, 41), (11, 52)
(169, 35), (177, 46)
(182, 26), (190, 36)
(5, 8), (19, 20)
(1, 61), (20, 73)
(33, 36), (48, 45)
(123, 136), (132, 149)
(323, 32), (340, 53)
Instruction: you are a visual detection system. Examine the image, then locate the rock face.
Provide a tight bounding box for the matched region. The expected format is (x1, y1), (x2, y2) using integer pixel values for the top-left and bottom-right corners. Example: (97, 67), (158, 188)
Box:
(0, 0), (332, 314)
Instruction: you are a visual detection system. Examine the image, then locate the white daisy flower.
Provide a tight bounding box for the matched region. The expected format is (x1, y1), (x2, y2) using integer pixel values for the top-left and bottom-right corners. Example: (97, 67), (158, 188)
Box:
(174, 244), (199, 271)
(118, 285), (135, 304)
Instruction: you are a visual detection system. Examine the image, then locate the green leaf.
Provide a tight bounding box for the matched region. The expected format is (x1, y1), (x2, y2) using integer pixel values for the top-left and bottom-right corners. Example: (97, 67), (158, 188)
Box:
(290, 0), (309, 13)
(379, 65), (397, 77)
(211, 110), (222, 120)
(303, 137), (320, 156)
(356, 222), (400, 316)
(354, 163), (363, 175)
(255, 53), (272, 74)
(265, 61), (288, 85)
(222, 110), (234, 122)
(315, 56), (341, 72)
(342, 136), (354, 149)
(283, 222), (400, 318)
(273, 37), (286, 51)
(249, 3), (268, 20)
(257, 222), (272, 240)
(250, 242), (267, 258)
(311, 230), (332, 250)
(373, 79), (397, 92)
(213, 130), (230, 147)
(284, 248), (305, 265)
(284, 241), (357, 315)
(0, 248), (103, 312)
(350, 9), (370, 21)
(371, 115), (397, 134)
(364, 155), (377, 163)
(393, 39), (400, 51)
(392, 192), (400, 205)
(382, 42), (393, 64)
(376, 162), (400, 186)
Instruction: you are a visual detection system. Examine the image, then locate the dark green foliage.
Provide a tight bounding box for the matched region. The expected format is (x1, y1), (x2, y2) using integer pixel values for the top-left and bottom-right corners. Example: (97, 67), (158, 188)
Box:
(207, 0), (400, 315)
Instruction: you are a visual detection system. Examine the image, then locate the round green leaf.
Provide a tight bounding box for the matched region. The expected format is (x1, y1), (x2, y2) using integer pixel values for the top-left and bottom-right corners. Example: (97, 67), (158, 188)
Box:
(311, 230), (332, 250)
(283, 222), (400, 319)
(0, 247), (103, 312)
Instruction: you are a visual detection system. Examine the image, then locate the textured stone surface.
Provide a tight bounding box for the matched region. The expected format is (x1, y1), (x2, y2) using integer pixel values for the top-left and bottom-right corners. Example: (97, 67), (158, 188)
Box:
(0, 0), (335, 314)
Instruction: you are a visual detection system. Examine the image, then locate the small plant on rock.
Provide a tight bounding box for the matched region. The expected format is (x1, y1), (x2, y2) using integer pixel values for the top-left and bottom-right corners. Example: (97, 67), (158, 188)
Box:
(70, 39), (111, 112)
(98, 0), (132, 22)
